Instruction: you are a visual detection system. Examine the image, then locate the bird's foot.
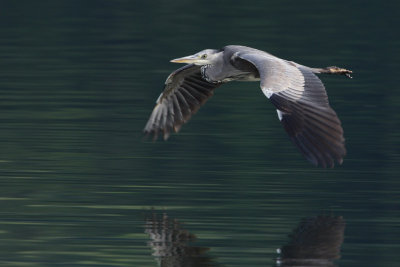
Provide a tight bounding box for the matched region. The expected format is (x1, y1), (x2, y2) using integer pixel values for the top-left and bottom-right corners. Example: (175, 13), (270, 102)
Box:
(324, 66), (353, 78)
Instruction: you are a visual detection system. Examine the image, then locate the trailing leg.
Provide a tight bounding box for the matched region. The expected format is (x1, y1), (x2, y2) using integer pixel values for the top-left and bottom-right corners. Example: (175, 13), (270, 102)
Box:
(313, 66), (353, 78)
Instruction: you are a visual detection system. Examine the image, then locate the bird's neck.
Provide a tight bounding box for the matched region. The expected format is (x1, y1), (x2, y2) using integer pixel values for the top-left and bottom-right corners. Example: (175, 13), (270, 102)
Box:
(201, 59), (228, 83)
(200, 65), (216, 83)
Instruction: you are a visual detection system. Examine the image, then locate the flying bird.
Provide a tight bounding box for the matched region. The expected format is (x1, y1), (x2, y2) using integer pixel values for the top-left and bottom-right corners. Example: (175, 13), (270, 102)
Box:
(144, 45), (352, 168)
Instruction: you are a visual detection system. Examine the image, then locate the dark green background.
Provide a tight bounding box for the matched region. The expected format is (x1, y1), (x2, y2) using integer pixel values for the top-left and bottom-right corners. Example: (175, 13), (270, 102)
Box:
(0, 0), (399, 266)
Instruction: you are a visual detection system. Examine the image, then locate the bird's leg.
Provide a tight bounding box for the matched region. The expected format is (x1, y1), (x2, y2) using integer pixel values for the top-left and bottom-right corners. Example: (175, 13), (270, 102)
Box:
(316, 66), (353, 78)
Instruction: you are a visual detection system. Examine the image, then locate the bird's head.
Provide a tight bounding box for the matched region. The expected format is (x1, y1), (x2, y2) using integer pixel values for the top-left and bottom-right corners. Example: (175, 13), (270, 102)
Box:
(170, 49), (220, 65)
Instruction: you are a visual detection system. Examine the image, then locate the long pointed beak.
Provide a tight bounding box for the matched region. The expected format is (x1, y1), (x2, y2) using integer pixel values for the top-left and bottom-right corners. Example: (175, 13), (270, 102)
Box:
(170, 55), (198, 63)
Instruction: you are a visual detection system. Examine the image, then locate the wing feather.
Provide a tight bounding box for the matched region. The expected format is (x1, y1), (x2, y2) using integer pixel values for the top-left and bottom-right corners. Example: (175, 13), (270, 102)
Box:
(237, 49), (346, 167)
(144, 64), (221, 140)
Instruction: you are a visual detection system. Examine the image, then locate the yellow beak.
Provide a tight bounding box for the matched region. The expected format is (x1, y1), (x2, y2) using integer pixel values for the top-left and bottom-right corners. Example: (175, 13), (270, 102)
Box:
(170, 55), (198, 63)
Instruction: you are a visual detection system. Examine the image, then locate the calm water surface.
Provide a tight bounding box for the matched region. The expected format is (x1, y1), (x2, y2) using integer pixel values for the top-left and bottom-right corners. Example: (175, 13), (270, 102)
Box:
(0, 1), (399, 266)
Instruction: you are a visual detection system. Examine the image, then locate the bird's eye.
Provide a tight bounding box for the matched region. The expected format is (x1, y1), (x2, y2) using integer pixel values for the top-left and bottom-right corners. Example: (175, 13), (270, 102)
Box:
(201, 54), (207, 59)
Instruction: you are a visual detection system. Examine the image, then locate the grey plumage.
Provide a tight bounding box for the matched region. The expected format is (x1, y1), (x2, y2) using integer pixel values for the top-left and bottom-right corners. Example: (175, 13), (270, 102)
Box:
(144, 45), (352, 168)
(144, 64), (222, 140)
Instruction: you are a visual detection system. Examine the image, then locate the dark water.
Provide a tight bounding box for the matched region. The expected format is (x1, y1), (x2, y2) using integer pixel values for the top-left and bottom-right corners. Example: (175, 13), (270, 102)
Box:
(0, 1), (399, 266)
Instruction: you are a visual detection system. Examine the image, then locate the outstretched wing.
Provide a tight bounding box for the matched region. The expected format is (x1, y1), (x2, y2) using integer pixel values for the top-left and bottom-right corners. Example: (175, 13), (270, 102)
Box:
(144, 64), (221, 140)
(237, 50), (346, 168)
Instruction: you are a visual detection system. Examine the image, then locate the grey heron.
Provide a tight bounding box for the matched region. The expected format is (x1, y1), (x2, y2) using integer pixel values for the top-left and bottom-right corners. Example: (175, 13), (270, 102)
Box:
(144, 45), (352, 168)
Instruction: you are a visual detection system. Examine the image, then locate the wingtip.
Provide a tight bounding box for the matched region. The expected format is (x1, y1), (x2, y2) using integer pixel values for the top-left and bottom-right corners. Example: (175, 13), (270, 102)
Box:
(142, 129), (159, 142)
(315, 156), (345, 168)
(163, 131), (170, 141)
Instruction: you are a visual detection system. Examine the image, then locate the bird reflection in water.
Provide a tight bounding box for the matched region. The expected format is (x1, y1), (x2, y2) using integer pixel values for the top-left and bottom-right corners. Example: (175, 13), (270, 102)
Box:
(145, 213), (344, 266)
(145, 213), (215, 267)
(276, 215), (345, 267)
